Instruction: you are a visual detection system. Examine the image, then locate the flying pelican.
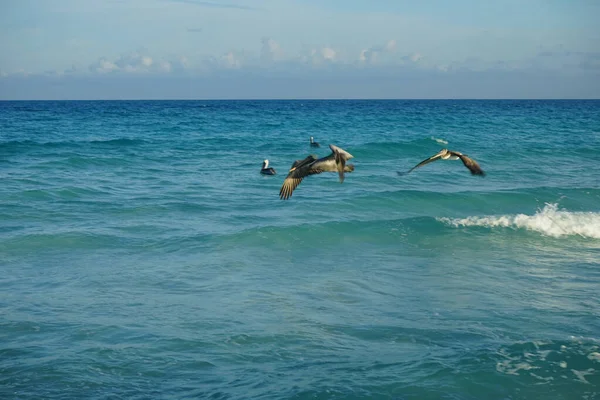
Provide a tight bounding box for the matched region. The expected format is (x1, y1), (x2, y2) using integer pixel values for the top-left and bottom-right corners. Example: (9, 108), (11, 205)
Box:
(260, 159), (276, 175)
(401, 149), (485, 176)
(280, 144), (355, 200)
(310, 136), (321, 147)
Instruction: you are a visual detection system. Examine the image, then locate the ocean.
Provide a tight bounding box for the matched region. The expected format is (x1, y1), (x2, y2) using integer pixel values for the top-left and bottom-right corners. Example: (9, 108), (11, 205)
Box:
(1, 99), (599, 399)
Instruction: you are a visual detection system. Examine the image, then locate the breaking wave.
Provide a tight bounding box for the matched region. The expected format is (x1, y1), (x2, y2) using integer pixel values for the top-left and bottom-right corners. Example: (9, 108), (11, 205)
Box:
(431, 136), (448, 145)
(494, 337), (600, 386)
(439, 203), (600, 239)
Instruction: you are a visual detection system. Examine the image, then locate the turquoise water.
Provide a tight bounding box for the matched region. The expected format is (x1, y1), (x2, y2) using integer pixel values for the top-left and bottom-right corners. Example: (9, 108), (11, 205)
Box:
(1, 100), (599, 399)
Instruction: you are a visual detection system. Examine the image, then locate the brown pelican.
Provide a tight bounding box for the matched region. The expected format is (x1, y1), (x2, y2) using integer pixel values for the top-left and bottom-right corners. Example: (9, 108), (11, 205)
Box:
(280, 144), (355, 200)
(260, 159), (276, 175)
(310, 136), (320, 147)
(401, 149), (485, 176)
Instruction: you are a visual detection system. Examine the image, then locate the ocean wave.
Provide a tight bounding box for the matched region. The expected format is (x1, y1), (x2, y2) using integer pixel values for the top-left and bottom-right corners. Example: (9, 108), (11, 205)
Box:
(430, 136), (448, 145)
(0, 138), (145, 150)
(88, 138), (146, 146)
(494, 337), (600, 385)
(439, 203), (600, 239)
(207, 215), (442, 251)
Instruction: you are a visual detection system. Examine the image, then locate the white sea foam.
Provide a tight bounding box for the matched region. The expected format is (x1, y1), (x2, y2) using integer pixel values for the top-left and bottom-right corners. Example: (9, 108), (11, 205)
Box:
(571, 368), (595, 384)
(588, 352), (600, 362)
(496, 359), (537, 375)
(439, 203), (600, 239)
(430, 136), (448, 145)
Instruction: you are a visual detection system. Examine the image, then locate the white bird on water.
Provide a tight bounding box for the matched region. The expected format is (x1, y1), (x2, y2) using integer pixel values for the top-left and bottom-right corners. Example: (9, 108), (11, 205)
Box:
(260, 159), (276, 175)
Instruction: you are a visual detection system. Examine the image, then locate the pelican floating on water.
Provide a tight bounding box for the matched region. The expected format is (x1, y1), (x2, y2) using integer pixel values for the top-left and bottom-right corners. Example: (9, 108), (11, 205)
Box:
(310, 136), (320, 147)
(280, 144), (355, 200)
(260, 159), (276, 175)
(400, 149), (485, 176)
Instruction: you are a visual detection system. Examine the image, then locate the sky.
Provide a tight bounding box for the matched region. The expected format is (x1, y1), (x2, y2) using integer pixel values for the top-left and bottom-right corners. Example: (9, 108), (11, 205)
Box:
(0, 0), (599, 99)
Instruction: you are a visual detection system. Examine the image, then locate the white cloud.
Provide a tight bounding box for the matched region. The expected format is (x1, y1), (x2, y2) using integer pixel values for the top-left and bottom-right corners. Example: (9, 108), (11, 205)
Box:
(358, 39), (397, 65)
(64, 64), (79, 74)
(179, 56), (189, 69)
(409, 53), (423, 63)
(90, 58), (119, 74)
(297, 46), (340, 66)
(168, 56), (190, 72)
(321, 47), (336, 61)
(77, 39), (492, 77)
(358, 49), (368, 63)
(221, 51), (241, 68)
(141, 56), (153, 67)
(88, 51), (187, 74)
(385, 39), (396, 52)
(76, 38), (600, 80)
(115, 52), (152, 72)
(260, 37), (283, 63)
(157, 60), (172, 73)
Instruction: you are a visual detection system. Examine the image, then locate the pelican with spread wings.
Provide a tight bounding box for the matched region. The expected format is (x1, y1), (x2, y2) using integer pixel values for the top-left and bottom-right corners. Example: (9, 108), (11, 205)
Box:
(400, 149), (485, 176)
(279, 144), (355, 200)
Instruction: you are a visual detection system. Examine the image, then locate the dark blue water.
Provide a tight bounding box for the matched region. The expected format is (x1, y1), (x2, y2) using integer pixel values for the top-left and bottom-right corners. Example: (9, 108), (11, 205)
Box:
(1, 100), (599, 399)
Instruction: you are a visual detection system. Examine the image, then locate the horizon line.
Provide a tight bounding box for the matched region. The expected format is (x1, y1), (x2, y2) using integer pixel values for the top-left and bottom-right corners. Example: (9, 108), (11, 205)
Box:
(1, 98), (599, 102)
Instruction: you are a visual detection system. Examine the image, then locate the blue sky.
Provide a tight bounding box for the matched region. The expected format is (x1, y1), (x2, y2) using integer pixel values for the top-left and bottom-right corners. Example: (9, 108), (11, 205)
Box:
(0, 0), (599, 99)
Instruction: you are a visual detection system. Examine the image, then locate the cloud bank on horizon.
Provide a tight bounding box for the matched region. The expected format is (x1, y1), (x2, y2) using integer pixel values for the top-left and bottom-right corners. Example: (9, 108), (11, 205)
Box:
(0, 0), (599, 99)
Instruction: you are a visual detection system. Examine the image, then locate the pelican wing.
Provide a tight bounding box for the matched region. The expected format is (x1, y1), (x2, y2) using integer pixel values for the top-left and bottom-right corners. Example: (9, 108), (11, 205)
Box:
(452, 152), (485, 176)
(279, 166), (326, 200)
(329, 144), (354, 159)
(334, 150), (346, 183)
(406, 151), (445, 173)
(329, 144), (354, 183)
(279, 155), (322, 200)
(288, 155), (317, 172)
(279, 176), (303, 200)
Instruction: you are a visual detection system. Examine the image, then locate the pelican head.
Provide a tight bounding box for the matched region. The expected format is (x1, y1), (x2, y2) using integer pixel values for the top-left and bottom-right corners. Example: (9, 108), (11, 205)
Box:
(263, 159), (269, 169)
(310, 136), (314, 143)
